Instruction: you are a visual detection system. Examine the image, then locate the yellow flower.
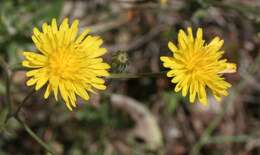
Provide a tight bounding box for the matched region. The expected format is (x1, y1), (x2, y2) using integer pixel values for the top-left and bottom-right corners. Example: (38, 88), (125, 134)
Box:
(22, 18), (110, 110)
(160, 27), (236, 105)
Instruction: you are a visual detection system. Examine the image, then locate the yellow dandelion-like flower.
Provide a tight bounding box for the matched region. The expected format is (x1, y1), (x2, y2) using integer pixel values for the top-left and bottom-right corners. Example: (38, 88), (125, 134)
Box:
(22, 18), (110, 110)
(160, 27), (236, 105)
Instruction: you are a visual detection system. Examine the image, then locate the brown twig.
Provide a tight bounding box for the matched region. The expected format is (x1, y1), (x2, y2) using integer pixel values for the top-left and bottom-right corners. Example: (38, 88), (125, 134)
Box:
(86, 14), (129, 34)
(106, 25), (164, 52)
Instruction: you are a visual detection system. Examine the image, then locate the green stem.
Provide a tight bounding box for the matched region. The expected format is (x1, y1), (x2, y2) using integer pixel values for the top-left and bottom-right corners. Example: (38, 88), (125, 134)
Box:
(16, 116), (56, 155)
(14, 89), (35, 115)
(108, 71), (167, 79)
(5, 89), (35, 123)
(0, 57), (12, 114)
(206, 135), (252, 144)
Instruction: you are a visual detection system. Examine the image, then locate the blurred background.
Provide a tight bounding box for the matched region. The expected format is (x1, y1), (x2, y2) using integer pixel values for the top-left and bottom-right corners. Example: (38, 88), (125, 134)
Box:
(0, 0), (260, 155)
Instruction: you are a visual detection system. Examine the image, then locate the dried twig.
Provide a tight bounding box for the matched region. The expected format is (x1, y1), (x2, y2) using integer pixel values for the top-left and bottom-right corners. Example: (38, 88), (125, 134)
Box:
(110, 94), (163, 150)
(106, 25), (164, 52)
(86, 15), (129, 34)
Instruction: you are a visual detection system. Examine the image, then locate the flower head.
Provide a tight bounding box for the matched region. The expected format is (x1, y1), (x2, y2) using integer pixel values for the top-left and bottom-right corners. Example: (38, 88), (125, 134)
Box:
(22, 18), (110, 110)
(161, 27), (236, 105)
(112, 51), (129, 73)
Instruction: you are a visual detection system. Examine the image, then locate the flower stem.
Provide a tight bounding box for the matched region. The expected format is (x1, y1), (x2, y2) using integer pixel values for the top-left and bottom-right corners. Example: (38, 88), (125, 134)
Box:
(0, 57), (12, 115)
(206, 135), (252, 144)
(5, 89), (35, 123)
(15, 116), (56, 155)
(108, 71), (167, 79)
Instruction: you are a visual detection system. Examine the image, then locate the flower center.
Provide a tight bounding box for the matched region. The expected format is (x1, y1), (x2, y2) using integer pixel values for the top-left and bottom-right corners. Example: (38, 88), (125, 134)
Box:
(186, 60), (197, 71)
(185, 55), (202, 73)
(49, 50), (78, 79)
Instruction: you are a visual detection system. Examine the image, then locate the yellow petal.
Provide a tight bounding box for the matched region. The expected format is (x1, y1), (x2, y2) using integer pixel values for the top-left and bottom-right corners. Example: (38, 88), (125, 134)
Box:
(33, 27), (41, 36)
(187, 27), (194, 43)
(59, 82), (73, 111)
(75, 28), (91, 43)
(91, 78), (105, 84)
(178, 30), (188, 50)
(213, 91), (222, 102)
(89, 48), (107, 58)
(51, 18), (58, 33)
(70, 19), (79, 42)
(168, 41), (178, 53)
(42, 22), (49, 34)
(180, 74), (190, 96)
(23, 52), (47, 64)
(68, 91), (77, 107)
(174, 82), (182, 92)
(218, 63), (237, 74)
(195, 28), (203, 49)
(60, 18), (69, 31)
(35, 76), (48, 90)
(189, 82), (196, 103)
(171, 74), (185, 83)
(50, 76), (59, 101)
(166, 70), (176, 77)
(22, 61), (42, 68)
(207, 37), (224, 53)
(27, 77), (38, 86)
(44, 84), (52, 99)
(198, 82), (207, 105)
(89, 63), (110, 69)
(92, 70), (110, 77)
(92, 84), (106, 90)
(74, 84), (90, 101)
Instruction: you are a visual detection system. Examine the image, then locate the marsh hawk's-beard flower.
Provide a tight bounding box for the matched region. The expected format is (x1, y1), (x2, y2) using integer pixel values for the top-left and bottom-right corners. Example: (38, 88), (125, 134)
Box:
(22, 18), (110, 110)
(161, 27), (236, 105)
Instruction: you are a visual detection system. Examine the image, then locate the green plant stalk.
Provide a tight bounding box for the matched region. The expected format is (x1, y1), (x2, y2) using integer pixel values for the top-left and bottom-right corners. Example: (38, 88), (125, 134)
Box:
(206, 135), (252, 144)
(16, 116), (56, 155)
(0, 57), (12, 114)
(109, 71), (167, 79)
(5, 89), (35, 123)
(5, 68), (11, 113)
